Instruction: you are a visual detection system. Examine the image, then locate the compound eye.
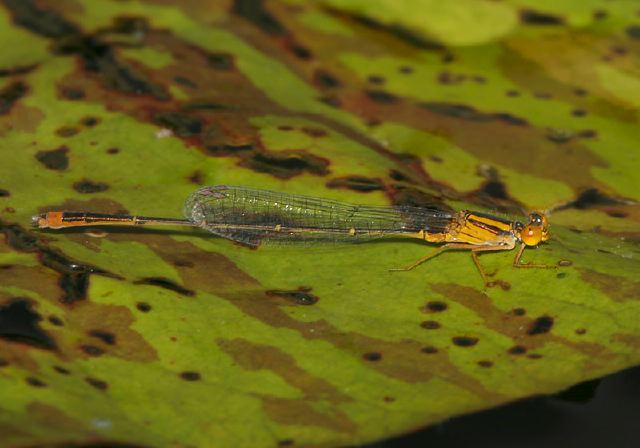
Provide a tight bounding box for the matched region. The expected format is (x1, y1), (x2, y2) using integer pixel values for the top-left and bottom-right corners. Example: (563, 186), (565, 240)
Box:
(521, 225), (543, 246)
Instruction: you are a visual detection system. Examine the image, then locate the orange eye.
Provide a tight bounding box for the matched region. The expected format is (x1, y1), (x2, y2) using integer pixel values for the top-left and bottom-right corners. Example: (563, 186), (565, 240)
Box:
(521, 225), (543, 246)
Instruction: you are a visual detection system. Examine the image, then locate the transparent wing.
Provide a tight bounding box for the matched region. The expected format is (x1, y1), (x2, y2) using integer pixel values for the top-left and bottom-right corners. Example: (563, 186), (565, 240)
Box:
(184, 185), (454, 246)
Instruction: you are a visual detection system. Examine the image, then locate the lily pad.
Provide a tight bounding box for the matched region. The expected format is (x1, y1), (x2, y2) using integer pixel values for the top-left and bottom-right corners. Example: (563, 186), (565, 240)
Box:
(0, 1), (639, 447)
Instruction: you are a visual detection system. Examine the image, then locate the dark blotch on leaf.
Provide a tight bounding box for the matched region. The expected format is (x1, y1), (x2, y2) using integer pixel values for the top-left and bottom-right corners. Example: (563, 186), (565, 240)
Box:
(48, 315), (64, 326)
(326, 175), (384, 192)
(135, 277), (195, 297)
(520, 9), (565, 25)
(313, 69), (341, 88)
(60, 86), (85, 100)
(2, 0), (78, 37)
(232, 0), (286, 36)
(206, 144), (254, 156)
(0, 189), (9, 197)
(53, 365), (70, 375)
(107, 147), (120, 155)
(367, 75), (385, 85)
(626, 25), (640, 40)
(528, 315), (554, 335)
(452, 336), (478, 347)
(301, 127), (328, 138)
(420, 320), (441, 330)
(206, 52), (235, 70)
(318, 95), (342, 108)
(88, 329), (116, 345)
(0, 299), (57, 350)
(73, 179), (109, 193)
(419, 102), (528, 125)
(508, 345), (527, 355)
(478, 360), (493, 368)
(569, 188), (623, 210)
(136, 302), (152, 312)
(174, 76), (197, 88)
(424, 301), (448, 312)
(0, 358), (8, 367)
(180, 371), (201, 381)
(266, 288), (318, 305)
(35, 146), (69, 171)
(26, 377), (47, 388)
(53, 34), (168, 99)
(421, 346), (438, 354)
(366, 89), (398, 104)
(242, 151), (329, 179)
(85, 377), (109, 390)
(80, 344), (105, 356)
(81, 116), (100, 127)
(511, 308), (526, 316)
(278, 439), (294, 447)
(55, 126), (79, 137)
(481, 180), (509, 200)
(0, 81), (27, 115)
(290, 43), (312, 60)
(575, 328), (587, 335)
(154, 111), (203, 137)
(348, 14), (444, 50)
(363, 352), (382, 361)
(0, 221), (116, 303)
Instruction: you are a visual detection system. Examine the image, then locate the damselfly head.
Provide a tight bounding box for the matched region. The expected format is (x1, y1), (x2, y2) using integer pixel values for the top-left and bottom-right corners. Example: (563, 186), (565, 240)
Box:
(519, 212), (549, 246)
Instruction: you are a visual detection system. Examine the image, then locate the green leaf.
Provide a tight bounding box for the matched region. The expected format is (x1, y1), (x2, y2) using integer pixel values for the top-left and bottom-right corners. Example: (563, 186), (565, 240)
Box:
(1, 1), (639, 447)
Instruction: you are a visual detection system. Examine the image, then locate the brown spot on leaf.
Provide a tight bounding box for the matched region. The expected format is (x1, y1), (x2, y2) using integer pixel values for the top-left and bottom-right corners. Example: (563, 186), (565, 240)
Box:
(301, 127), (328, 138)
(478, 360), (493, 368)
(218, 338), (351, 404)
(419, 102), (528, 126)
(579, 269), (640, 303)
(35, 146), (69, 171)
(511, 308), (526, 316)
(0, 189), (9, 197)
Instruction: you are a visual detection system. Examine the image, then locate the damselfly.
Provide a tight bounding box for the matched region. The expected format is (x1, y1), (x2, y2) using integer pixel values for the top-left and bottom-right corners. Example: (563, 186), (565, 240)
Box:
(33, 185), (554, 284)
